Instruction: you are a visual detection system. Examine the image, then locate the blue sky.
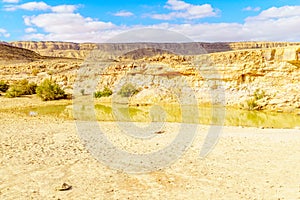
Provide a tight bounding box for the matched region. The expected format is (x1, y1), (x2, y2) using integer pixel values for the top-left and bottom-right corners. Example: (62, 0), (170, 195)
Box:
(0, 0), (300, 42)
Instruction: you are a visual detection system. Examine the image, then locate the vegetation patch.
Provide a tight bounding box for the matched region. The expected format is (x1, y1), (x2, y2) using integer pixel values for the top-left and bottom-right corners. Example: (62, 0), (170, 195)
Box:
(242, 89), (266, 111)
(36, 79), (65, 101)
(31, 68), (40, 76)
(117, 83), (140, 97)
(0, 80), (9, 92)
(6, 79), (37, 98)
(94, 87), (113, 98)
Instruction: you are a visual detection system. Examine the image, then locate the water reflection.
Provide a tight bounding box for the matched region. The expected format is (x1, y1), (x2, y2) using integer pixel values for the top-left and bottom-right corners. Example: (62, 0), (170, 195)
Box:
(16, 103), (300, 129)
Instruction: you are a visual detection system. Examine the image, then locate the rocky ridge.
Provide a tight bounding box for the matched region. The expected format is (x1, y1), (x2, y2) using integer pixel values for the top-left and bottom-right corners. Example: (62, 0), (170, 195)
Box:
(9, 41), (300, 59)
(0, 43), (43, 64)
(74, 45), (300, 112)
(1, 42), (300, 112)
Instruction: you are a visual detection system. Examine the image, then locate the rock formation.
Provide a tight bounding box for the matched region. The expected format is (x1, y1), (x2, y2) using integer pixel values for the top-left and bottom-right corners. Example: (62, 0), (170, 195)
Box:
(9, 41), (300, 59)
(1, 41), (299, 113)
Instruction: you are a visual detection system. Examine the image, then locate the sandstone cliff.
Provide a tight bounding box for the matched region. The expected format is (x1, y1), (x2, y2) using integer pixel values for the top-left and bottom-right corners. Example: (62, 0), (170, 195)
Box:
(72, 45), (300, 112)
(1, 42), (299, 113)
(9, 41), (300, 60)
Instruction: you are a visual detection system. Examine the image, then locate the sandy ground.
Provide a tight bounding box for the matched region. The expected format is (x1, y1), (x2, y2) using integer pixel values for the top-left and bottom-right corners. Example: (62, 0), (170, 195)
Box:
(0, 97), (300, 199)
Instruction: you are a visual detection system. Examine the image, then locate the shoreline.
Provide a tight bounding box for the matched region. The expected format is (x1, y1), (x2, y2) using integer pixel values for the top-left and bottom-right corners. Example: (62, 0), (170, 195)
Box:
(0, 113), (299, 199)
(1, 94), (299, 114)
(0, 95), (299, 129)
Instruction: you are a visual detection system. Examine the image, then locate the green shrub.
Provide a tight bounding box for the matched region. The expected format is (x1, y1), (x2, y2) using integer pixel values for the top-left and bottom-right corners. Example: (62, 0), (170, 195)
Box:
(0, 80), (9, 92)
(246, 98), (258, 111)
(94, 87), (113, 98)
(94, 91), (102, 98)
(102, 87), (113, 97)
(242, 89), (266, 111)
(117, 83), (140, 97)
(80, 89), (85, 96)
(31, 69), (40, 76)
(36, 79), (65, 101)
(5, 79), (37, 98)
(5, 87), (22, 98)
(27, 82), (37, 95)
(253, 89), (265, 100)
(47, 70), (54, 75)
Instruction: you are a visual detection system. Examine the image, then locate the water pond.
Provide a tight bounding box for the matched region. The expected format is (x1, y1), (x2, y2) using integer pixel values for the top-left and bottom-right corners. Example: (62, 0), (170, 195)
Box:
(15, 103), (300, 129)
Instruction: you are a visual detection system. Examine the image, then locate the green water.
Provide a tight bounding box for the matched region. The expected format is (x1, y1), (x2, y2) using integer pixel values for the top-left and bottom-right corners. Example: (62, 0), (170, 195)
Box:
(14, 103), (300, 129)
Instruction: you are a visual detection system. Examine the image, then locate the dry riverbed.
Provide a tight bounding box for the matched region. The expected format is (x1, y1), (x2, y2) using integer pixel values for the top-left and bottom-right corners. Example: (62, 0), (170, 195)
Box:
(0, 96), (300, 199)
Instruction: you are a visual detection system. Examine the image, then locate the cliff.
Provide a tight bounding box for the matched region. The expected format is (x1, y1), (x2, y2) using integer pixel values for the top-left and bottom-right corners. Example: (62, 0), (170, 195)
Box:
(75, 45), (300, 112)
(1, 41), (300, 113)
(9, 41), (300, 59)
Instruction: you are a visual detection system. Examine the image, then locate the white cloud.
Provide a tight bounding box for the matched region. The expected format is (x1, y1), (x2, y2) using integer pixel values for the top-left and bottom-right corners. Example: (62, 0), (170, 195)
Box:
(2, 0), (19, 3)
(151, 0), (218, 20)
(5, 2), (51, 11)
(164, 6), (300, 42)
(22, 5), (300, 42)
(0, 28), (10, 38)
(23, 12), (118, 42)
(51, 5), (78, 13)
(4, 1), (78, 13)
(165, 0), (190, 10)
(247, 6), (300, 20)
(243, 6), (261, 12)
(113, 11), (134, 17)
(149, 5), (300, 42)
(25, 27), (37, 33)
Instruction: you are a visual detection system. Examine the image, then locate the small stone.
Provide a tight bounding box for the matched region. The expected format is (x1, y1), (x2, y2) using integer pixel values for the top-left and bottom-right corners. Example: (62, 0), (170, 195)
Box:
(155, 130), (165, 134)
(56, 183), (72, 191)
(29, 111), (38, 117)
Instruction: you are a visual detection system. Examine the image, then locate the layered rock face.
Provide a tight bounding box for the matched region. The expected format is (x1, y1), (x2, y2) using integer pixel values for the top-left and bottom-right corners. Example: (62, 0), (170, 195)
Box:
(9, 41), (300, 59)
(1, 42), (300, 112)
(74, 46), (300, 112)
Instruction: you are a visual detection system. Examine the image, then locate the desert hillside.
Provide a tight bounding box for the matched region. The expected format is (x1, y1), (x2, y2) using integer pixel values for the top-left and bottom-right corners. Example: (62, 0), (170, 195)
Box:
(1, 41), (300, 113)
(0, 43), (81, 86)
(0, 43), (43, 64)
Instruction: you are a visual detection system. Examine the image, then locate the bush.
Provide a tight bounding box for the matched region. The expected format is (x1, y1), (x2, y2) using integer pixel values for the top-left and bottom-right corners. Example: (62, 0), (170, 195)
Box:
(5, 87), (22, 98)
(0, 80), (9, 92)
(5, 79), (37, 98)
(31, 69), (40, 76)
(36, 79), (65, 101)
(94, 87), (113, 98)
(80, 89), (85, 96)
(253, 89), (265, 100)
(242, 89), (266, 111)
(246, 98), (258, 111)
(117, 83), (140, 97)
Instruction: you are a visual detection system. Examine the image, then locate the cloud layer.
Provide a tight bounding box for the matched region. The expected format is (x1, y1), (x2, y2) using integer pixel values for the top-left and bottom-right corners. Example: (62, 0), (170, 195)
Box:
(113, 10), (134, 17)
(4, 1), (78, 13)
(243, 6), (261, 12)
(0, 28), (10, 38)
(1, 0), (300, 42)
(2, 0), (19, 3)
(151, 0), (218, 20)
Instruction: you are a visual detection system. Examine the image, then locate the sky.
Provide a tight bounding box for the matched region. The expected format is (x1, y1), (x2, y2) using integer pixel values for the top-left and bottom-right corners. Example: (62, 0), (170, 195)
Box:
(0, 0), (300, 42)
